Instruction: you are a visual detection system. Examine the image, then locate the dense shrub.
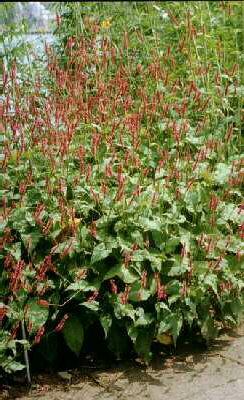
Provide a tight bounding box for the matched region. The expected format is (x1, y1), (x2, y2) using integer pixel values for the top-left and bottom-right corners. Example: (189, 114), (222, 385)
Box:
(0, 2), (243, 374)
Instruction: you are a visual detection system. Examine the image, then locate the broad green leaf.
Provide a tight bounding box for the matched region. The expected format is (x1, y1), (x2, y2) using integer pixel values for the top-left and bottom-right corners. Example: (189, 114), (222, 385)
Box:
(134, 308), (154, 327)
(138, 217), (161, 232)
(63, 315), (84, 356)
(204, 274), (218, 295)
(91, 243), (112, 264)
(184, 190), (200, 212)
(147, 253), (164, 272)
(1, 358), (26, 374)
(134, 327), (154, 362)
(184, 298), (197, 327)
(167, 280), (181, 305)
(100, 314), (112, 338)
(165, 237), (180, 253)
(21, 232), (42, 253)
(168, 255), (189, 276)
(104, 264), (138, 283)
(214, 163), (231, 185)
(230, 298), (243, 317)
(218, 203), (242, 224)
(120, 265), (138, 283)
(80, 301), (99, 311)
(38, 332), (58, 364)
(114, 302), (136, 321)
(25, 299), (49, 333)
(200, 315), (218, 342)
(195, 261), (208, 274)
(66, 280), (100, 292)
(158, 312), (183, 345)
(103, 264), (121, 280)
(129, 282), (151, 302)
(107, 322), (130, 358)
(9, 243), (21, 261)
(152, 231), (165, 250)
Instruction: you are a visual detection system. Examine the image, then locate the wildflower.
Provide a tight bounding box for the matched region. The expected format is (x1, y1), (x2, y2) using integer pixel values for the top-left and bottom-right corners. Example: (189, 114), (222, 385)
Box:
(101, 18), (112, 29)
(155, 273), (168, 301)
(110, 279), (118, 294)
(37, 255), (56, 281)
(0, 304), (8, 324)
(67, 36), (76, 49)
(180, 280), (188, 297)
(37, 299), (49, 308)
(42, 219), (53, 235)
(11, 322), (20, 339)
(180, 244), (187, 258)
(209, 195), (219, 211)
(28, 321), (33, 333)
(89, 221), (97, 238)
(55, 314), (69, 332)
(56, 14), (61, 27)
(76, 269), (88, 280)
(120, 285), (131, 304)
(34, 326), (45, 344)
(87, 290), (99, 302)
(238, 223), (244, 240)
(123, 250), (132, 267)
(10, 260), (25, 293)
(34, 203), (45, 226)
(225, 124), (233, 142)
(236, 250), (243, 262)
(157, 285), (168, 301)
(141, 271), (148, 289)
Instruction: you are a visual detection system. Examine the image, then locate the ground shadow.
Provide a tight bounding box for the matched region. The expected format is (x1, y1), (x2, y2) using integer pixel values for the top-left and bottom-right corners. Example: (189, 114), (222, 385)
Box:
(1, 325), (243, 399)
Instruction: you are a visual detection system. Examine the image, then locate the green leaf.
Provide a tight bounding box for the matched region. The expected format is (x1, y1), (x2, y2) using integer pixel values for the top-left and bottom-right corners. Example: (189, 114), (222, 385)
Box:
(100, 314), (112, 338)
(120, 265), (138, 283)
(107, 322), (130, 358)
(129, 282), (151, 302)
(165, 237), (180, 253)
(91, 243), (112, 264)
(9, 242), (21, 261)
(218, 203), (241, 224)
(138, 217), (161, 232)
(134, 308), (154, 327)
(200, 315), (218, 342)
(168, 255), (189, 276)
(104, 264), (138, 283)
(66, 280), (100, 292)
(80, 301), (99, 311)
(38, 332), (58, 364)
(158, 312), (183, 346)
(230, 298), (243, 317)
(21, 232), (42, 253)
(103, 264), (121, 280)
(204, 274), (218, 295)
(25, 299), (49, 333)
(214, 163), (231, 185)
(152, 231), (165, 250)
(114, 302), (136, 321)
(1, 358), (26, 374)
(134, 327), (154, 362)
(63, 315), (84, 356)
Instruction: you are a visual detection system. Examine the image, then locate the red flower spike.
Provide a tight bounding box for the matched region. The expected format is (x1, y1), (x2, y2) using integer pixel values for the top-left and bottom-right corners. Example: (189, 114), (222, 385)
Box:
(54, 314), (69, 333)
(34, 326), (45, 344)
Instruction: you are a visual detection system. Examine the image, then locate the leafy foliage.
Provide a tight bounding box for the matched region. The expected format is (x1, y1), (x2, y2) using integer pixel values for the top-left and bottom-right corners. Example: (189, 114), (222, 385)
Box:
(0, 1), (243, 374)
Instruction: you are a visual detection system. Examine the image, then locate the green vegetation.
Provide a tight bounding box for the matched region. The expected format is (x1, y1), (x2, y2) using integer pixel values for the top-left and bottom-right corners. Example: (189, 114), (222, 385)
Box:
(0, 1), (243, 377)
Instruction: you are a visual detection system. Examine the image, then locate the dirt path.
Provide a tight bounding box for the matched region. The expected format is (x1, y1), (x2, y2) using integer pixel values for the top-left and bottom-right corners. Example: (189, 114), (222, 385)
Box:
(2, 325), (244, 400)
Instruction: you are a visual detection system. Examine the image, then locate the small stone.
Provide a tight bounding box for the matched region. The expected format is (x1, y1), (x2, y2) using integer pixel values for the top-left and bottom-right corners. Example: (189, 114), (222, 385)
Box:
(58, 371), (72, 382)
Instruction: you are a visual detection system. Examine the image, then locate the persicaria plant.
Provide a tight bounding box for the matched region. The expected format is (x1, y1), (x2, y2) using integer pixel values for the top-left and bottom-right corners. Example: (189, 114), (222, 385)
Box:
(0, 2), (243, 375)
